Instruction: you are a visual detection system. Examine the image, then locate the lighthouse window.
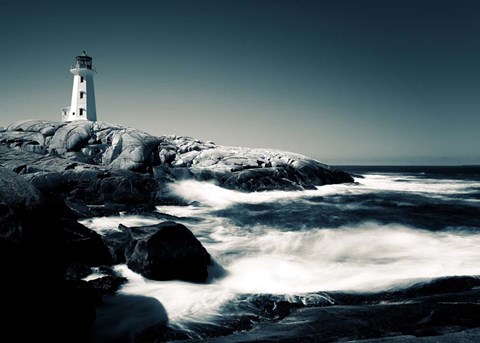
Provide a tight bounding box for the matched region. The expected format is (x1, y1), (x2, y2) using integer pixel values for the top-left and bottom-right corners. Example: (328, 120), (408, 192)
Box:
(79, 109), (84, 116)
(80, 92), (84, 99)
(81, 77), (84, 83)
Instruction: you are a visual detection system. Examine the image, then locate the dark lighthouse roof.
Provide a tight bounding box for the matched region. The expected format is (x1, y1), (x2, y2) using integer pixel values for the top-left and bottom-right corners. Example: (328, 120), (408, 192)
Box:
(74, 51), (93, 69)
(76, 50), (92, 60)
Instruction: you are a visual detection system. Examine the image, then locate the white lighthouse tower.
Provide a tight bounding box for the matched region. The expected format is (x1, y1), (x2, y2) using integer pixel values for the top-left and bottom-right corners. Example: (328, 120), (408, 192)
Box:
(62, 51), (97, 122)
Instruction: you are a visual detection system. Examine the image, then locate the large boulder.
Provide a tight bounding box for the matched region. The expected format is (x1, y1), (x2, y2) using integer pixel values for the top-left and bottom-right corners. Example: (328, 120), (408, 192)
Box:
(49, 121), (93, 153)
(63, 220), (113, 266)
(103, 129), (161, 172)
(102, 230), (131, 264)
(113, 221), (211, 282)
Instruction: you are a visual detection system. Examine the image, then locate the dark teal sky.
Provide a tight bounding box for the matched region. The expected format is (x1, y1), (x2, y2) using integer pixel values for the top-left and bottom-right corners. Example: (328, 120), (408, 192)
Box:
(1, 0), (479, 164)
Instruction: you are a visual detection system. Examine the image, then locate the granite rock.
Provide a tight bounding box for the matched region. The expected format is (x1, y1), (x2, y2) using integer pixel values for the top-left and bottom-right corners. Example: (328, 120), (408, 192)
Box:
(0, 119), (353, 203)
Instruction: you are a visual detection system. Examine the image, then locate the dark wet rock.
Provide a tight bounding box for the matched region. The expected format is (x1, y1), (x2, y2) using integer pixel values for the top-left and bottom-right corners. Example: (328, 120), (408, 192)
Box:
(65, 199), (158, 219)
(64, 199), (96, 218)
(1, 278), (96, 342)
(133, 325), (191, 343)
(183, 276), (480, 343)
(103, 229), (131, 264)
(63, 220), (113, 266)
(88, 275), (128, 296)
(0, 167), (99, 341)
(402, 275), (480, 297)
(65, 263), (92, 280)
(24, 280), (97, 342)
(91, 294), (168, 342)
(331, 275), (480, 306)
(219, 302), (480, 343)
(121, 221), (211, 282)
(0, 167), (45, 240)
(61, 168), (156, 205)
(220, 167), (304, 191)
(26, 171), (71, 193)
(250, 296), (304, 320)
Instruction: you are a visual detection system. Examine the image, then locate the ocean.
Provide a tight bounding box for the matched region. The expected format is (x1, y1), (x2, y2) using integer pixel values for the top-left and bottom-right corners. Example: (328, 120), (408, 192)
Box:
(80, 166), (480, 340)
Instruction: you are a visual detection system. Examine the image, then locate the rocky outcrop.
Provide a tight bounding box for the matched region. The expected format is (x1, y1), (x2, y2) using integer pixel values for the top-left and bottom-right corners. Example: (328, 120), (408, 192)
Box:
(165, 276), (480, 343)
(102, 128), (161, 172)
(0, 167), (111, 341)
(0, 166), (111, 265)
(49, 121), (93, 153)
(126, 221), (211, 282)
(0, 166), (44, 238)
(63, 220), (113, 266)
(0, 145), (157, 210)
(158, 144), (353, 191)
(103, 221), (211, 282)
(0, 119), (353, 202)
(3, 120), (159, 172)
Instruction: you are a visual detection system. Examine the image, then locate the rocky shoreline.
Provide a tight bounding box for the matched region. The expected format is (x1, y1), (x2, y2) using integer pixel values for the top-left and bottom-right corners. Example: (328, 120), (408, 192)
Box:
(2, 120), (480, 342)
(0, 119), (354, 341)
(0, 119), (353, 209)
(184, 275), (480, 343)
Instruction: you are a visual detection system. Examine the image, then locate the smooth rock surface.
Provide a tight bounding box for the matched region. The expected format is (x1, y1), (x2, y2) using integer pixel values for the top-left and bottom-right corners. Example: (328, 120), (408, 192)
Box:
(103, 221), (211, 282)
(0, 119), (353, 198)
(0, 145), (156, 207)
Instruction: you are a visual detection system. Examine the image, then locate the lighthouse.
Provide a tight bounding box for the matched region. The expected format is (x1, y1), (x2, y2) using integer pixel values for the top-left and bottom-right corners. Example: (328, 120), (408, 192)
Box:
(62, 51), (97, 122)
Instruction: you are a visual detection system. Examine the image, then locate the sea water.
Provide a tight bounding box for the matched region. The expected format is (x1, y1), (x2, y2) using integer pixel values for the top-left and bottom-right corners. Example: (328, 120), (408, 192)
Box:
(81, 166), (480, 335)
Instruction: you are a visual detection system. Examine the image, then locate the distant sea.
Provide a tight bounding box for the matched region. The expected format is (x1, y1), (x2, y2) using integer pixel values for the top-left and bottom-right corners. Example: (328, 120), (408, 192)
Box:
(81, 165), (480, 338)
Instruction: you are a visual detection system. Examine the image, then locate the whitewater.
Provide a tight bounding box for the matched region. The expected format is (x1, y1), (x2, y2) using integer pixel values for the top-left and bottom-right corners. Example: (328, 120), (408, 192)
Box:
(81, 167), (480, 335)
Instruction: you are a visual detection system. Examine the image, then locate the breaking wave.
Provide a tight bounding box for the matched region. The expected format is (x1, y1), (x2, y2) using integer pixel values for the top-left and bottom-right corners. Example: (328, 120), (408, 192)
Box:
(82, 168), (480, 333)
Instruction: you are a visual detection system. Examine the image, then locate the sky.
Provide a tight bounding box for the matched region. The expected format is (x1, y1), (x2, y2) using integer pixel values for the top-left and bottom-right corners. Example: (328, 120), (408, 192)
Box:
(0, 0), (479, 165)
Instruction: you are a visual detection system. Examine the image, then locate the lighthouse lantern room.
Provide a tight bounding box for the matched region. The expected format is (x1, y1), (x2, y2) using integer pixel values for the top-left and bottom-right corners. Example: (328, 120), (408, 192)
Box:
(62, 51), (97, 122)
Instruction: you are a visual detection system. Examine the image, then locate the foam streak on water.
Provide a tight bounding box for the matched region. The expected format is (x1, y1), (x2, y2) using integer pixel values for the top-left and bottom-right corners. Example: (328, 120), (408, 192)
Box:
(81, 171), (480, 329)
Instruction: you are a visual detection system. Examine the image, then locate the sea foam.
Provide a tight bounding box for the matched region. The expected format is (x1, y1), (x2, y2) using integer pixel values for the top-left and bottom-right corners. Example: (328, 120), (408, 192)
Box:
(82, 171), (480, 331)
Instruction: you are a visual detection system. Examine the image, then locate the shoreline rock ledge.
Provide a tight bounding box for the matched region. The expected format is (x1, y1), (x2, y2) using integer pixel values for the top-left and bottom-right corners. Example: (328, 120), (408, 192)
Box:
(0, 119), (353, 206)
